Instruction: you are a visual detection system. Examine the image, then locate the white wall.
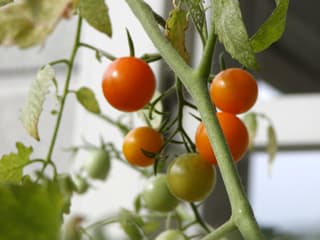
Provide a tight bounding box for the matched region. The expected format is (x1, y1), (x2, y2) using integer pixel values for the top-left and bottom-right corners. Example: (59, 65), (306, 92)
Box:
(248, 85), (320, 233)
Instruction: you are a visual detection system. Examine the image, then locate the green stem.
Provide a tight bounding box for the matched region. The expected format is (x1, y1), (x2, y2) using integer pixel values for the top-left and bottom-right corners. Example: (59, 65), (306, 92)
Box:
(190, 203), (210, 233)
(85, 217), (119, 230)
(125, 1), (264, 239)
(79, 42), (116, 61)
(97, 113), (130, 136)
(39, 16), (83, 176)
(201, 219), (236, 240)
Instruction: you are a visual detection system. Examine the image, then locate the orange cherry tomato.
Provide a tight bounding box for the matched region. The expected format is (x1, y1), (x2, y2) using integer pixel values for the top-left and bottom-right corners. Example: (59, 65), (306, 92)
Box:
(195, 112), (249, 165)
(122, 126), (164, 167)
(102, 57), (156, 112)
(210, 68), (258, 114)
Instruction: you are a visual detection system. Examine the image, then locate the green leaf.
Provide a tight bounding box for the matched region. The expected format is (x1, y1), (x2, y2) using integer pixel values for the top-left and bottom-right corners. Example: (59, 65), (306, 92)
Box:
(267, 124), (278, 174)
(165, 7), (189, 63)
(57, 174), (75, 214)
(0, 0), (73, 47)
(250, 0), (289, 53)
(0, 0), (13, 7)
(0, 142), (33, 183)
(79, 0), (112, 37)
(243, 112), (258, 149)
(133, 194), (142, 213)
(76, 87), (101, 114)
(118, 208), (145, 240)
(213, 0), (258, 69)
(184, 0), (207, 44)
(0, 180), (64, 240)
(20, 65), (55, 141)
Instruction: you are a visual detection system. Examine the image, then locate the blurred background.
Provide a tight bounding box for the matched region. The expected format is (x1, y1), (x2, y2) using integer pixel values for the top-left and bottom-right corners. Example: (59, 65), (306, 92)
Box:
(0, 0), (319, 239)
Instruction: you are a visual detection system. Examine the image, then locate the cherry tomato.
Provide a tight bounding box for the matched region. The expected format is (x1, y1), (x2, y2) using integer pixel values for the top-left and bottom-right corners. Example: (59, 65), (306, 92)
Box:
(155, 229), (187, 240)
(210, 68), (258, 114)
(167, 153), (216, 202)
(83, 149), (111, 180)
(73, 175), (89, 194)
(195, 112), (249, 165)
(122, 126), (164, 167)
(142, 174), (179, 212)
(102, 57), (156, 112)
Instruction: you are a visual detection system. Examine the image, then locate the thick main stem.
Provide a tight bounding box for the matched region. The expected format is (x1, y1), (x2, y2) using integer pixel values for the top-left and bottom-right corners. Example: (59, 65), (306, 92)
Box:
(125, 0), (264, 239)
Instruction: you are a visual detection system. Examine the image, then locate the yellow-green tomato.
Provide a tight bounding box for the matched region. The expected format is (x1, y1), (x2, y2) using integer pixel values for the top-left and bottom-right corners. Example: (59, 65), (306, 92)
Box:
(83, 149), (111, 180)
(167, 153), (216, 202)
(155, 230), (187, 240)
(142, 174), (179, 212)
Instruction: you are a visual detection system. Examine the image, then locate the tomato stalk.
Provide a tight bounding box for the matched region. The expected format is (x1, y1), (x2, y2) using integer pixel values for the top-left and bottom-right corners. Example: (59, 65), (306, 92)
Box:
(125, 0), (264, 239)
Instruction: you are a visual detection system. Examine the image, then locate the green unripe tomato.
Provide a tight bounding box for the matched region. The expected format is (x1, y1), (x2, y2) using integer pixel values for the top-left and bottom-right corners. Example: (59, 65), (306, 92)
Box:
(167, 153), (216, 202)
(73, 175), (89, 194)
(83, 149), (111, 180)
(155, 230), (187, 240)
(142, 174), (179, 212)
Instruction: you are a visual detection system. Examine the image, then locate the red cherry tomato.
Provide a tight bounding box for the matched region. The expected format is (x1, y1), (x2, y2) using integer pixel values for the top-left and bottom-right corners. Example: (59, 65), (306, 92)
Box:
(195, 112), (249, 165)
(210, 68), (258, 114)
(102, 57), (156, 112)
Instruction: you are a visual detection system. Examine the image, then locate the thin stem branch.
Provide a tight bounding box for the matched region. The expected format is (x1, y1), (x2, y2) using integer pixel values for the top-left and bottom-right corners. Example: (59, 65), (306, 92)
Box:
(195, 15), (217, 80)
(39, 16), (83, 177)
(190, 203), (210, 233)
(85, 217), (119, 230)
(79, 42), (116, 61)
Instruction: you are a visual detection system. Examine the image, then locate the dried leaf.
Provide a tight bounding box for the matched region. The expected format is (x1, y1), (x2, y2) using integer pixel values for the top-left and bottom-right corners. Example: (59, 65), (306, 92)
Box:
(20, 65), (55, 140)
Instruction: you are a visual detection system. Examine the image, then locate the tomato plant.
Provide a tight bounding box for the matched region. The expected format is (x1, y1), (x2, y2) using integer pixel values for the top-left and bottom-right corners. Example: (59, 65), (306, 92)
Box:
(167, 153), (216, 202)
(102, 56), (156, 112)
(0, 0), (288, 239)
(195, 112), (249, 165)
(155, 229), (187, 240)
(210, 68), (258, 114)
(141, 174), (179, 212)
(122, 126), (164, 167)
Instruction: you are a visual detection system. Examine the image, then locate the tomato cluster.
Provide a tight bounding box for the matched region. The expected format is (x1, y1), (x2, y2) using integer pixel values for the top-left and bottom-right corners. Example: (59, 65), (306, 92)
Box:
(101, 61), (257, 204)
(195, 68), (257, 165)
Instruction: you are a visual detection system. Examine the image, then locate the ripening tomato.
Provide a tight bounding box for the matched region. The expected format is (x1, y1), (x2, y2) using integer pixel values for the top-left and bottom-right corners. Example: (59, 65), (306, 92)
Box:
(102, 57), (156, 112)
(142, 174), (179, 212)
(167, 153), (216, 202)
(122, 126), (164, 167)
(195, 112), (249, 165)
(210, 68), (258, 114)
